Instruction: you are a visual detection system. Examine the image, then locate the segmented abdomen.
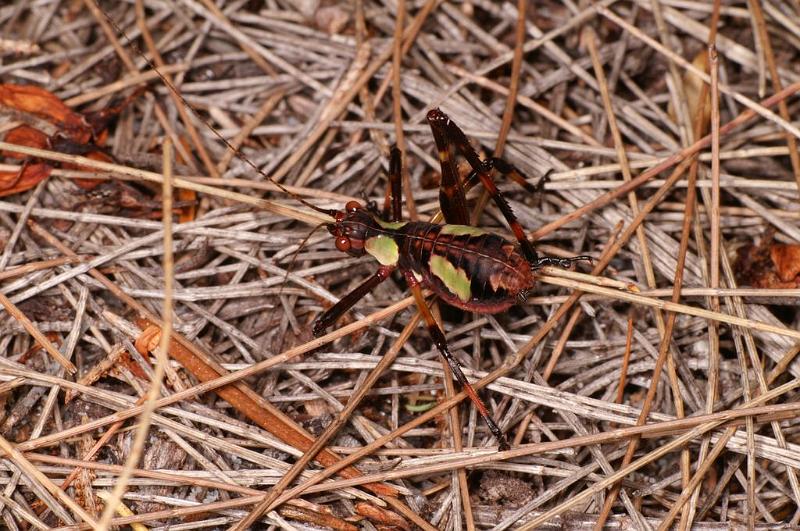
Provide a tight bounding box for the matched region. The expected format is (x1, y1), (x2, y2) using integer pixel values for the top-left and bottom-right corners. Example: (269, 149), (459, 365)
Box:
(396, 222), (534, 313)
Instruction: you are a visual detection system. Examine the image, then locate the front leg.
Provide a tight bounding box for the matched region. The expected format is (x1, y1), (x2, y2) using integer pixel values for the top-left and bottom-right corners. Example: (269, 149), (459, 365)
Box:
(313, 266), (394, 337)
(403, 269), (510, 450)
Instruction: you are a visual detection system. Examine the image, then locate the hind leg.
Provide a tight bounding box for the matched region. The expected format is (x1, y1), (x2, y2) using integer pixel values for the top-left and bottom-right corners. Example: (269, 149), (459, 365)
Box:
(404, 270), (510, 450)
(428, 109), (592, 269)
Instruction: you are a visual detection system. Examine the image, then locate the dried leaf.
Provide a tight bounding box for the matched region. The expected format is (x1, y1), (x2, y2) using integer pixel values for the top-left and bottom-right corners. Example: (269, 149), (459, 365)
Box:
(0, 84), (143, 195)
(178, 188), (197, 222)
(735, 238), (800, 288)
(0, 163), (52, 197)
(670, 50), (711, 131)
(83, 86), (145, 137)
(2, 125), (49, 158)
(135, 323), (161, 356)
(770, 244), (800, 283)
(736, 241), (779, 288)
(0, 83), (90, 143)
(687, 51), (711, 127)
(67, 150), (114, 190)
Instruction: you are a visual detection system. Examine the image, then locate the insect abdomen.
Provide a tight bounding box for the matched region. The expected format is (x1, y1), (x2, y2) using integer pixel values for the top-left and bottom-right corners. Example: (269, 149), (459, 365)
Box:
(396, 222), (534, 313)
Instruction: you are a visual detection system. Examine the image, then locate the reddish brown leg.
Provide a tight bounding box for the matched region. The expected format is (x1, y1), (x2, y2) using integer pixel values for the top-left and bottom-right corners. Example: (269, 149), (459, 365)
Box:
(428, 109), (593, 270)
(428, 108), (539, 262)
(463, 157), (545, 196)
(382, 146), (403, 223)
(313, 266), (394, 337)
(426, 111), (470, 225)
(465, 163), (593, 267)
(404, 270), (510, 450)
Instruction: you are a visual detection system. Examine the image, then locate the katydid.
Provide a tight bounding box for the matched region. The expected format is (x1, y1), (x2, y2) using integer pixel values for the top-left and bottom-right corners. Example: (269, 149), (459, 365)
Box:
(90, 3), (590, 448)
(313, 109), (592, 450)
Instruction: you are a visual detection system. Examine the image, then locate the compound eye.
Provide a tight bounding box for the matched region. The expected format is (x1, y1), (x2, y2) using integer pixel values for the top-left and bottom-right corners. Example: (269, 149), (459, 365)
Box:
(335, 236), (351, 252)
(345, 200), (362, 213)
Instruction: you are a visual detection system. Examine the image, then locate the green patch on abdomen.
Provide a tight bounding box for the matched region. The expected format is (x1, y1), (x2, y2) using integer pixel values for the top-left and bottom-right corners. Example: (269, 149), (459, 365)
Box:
(440, 224), (488, 236)
(430, 255), (471, 302)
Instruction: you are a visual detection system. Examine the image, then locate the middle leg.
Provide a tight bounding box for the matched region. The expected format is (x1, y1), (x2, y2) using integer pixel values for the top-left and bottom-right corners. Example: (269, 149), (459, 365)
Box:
(313, 265), (395, 337)
(427, 109), (539, 263)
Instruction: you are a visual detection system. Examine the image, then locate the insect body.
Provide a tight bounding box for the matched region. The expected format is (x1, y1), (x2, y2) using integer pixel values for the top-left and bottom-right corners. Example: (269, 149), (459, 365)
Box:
(87, 7), (588, 524)
(314, 109), (592, 450)
(328, 208), (533, 314)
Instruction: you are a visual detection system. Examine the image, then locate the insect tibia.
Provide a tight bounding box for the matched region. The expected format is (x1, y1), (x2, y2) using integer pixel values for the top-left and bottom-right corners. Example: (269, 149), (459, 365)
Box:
(532, 255), (594, 270)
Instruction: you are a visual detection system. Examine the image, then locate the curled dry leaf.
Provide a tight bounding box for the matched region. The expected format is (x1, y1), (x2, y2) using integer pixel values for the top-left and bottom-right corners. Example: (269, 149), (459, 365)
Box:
(134, 322), (161, 355)
(3, 125), (49, 157)
(0, 125), (54, 195)
(0, 163), (52, 197)
(771, 244), (800, 284)
(735, 236), (800, 288)
(82, 85), (146, 139)
(76, 179), (195, 217)
(67, 150), (115, 190)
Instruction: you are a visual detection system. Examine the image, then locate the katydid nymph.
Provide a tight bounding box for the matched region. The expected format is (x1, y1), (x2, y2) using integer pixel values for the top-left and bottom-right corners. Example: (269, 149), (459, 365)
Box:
(88, 0), (590, 452)
(313, 109), (592, 450)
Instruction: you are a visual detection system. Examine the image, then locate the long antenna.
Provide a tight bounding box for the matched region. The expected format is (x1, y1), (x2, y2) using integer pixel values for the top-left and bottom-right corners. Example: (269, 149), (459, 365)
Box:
(92, 1), (335, 218)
